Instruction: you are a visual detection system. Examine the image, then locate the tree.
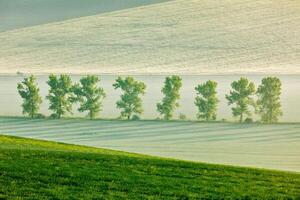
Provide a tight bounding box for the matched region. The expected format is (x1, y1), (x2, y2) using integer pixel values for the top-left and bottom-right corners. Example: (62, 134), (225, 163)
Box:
(157, 76), (182, 120)
(17, 75), (42, 118)
(113, 77), (146, 120)
(46, 74), (75, 119)
(73, 75), (106, 119)
(195, 80), (219, 121)
(226, 77), (256, 122)
(256, 77), (282, 123)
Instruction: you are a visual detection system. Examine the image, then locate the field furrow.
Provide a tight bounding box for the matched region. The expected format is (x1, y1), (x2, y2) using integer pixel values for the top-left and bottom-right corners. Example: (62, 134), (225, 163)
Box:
(1, 117), (299, 172)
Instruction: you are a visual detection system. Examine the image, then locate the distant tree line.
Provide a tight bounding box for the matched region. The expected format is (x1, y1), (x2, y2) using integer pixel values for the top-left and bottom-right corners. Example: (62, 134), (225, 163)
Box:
(17, 75), (283, 123)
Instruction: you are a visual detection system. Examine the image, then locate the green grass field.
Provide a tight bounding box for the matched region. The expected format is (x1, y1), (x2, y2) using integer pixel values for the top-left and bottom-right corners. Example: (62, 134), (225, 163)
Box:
(1, 135), (299, 199)
(1, 117), (300, 172)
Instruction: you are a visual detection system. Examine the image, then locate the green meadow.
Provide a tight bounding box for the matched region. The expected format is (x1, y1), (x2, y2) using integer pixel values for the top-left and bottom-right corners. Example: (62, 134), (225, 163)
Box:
(1, 135), (299, 199)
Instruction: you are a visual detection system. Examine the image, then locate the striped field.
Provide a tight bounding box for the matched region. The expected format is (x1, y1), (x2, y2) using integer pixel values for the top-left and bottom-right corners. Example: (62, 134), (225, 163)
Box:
(1, 117), (299, 172)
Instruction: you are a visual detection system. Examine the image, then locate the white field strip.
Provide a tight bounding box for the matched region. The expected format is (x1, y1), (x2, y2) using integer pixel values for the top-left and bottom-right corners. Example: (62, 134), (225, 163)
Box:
(1, 117), (300, 172)
(0, 0), (299, 75)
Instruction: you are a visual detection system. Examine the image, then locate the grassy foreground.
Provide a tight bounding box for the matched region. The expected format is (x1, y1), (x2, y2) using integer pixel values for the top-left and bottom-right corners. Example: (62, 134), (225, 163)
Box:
(0, 135), (299, 199)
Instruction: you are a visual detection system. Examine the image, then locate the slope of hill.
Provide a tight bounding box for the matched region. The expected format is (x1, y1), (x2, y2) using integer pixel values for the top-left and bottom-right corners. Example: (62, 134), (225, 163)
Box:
(0, 0), (299, 75)
(1, 117), (300, 172)
(0, 0), (169, 32)
(1, 135), (299, 199)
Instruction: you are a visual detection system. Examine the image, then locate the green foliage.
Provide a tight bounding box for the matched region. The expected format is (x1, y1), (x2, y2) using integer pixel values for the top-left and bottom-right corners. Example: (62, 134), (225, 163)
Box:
(257, 77), (282, 123)
(1, 135), (299, 199)
(157, 76), (182, 120)
(226, 77), (256, 122)
(73, 75), (106, 119)
(46, 74), (75, 119)
(179, 113), (187, 120)
(17, 75), (42, 118)
(131, 115), (141, 121)
(113, 77), (146, 120)
(244, 117), (254, 123)
(195, 80), (219, 121)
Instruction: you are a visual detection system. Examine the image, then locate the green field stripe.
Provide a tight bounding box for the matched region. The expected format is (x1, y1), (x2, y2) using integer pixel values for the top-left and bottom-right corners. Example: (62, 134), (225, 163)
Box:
(37, 123), (236, 142)
(1, 117), (300, 172)
(205, 127), (299, 141)
(272, 135), (300, 143)
(251, 131), (300, 143)
(0, 119), (164, 133)
(2, 119), (299, 144)
(42, 125), (300, 146)
(15, 124), (201, 141)
(60, 125), (243, 143)
(0, 119), (231, 139)
(0, 118), (88, 129)
(1, 120), (197, 139)
(153, 125), (298, 144)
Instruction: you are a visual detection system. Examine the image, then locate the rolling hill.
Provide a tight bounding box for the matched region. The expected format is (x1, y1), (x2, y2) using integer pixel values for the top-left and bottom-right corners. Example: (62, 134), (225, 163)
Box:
(0, 0), (299, 75)
(1, 135), (299, 199)
(1, 117), (300, 172)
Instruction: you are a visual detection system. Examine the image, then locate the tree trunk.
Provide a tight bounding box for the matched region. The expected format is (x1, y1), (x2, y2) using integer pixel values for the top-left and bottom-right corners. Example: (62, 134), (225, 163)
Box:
(240, 113), (243, 123)
(90, 110), (93, 120)
(31, 100), (34, 119)
(269, 107), (273, 123)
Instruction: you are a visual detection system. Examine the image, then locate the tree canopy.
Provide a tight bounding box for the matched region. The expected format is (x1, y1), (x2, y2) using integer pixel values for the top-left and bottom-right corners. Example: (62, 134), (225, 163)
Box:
(17, 75), (42, 118)
(157, 76), (182, 120)
(226, 77), (256, 122)
(15, 74), (286, 123)
(46, 74), (75, 119)
(257, 77), (282, 123)
(113, 77), (146, 120)
(195, 80), (219, 121)
(73, 75), (106, 119)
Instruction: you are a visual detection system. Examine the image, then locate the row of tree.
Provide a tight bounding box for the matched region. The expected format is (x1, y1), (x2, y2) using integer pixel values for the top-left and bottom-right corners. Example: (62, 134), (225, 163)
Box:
(17, 75), (282, 123)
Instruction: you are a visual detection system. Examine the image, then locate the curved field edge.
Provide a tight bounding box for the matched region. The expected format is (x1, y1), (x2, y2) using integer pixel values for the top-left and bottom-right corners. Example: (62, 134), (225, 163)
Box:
(1, 116), (300, 172)
(0, 135), (300, 199)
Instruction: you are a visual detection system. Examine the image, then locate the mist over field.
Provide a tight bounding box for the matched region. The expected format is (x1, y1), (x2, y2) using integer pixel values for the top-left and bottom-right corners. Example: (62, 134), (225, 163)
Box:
(1, 75), (300, 122)
(1, 117), (300, 172)
(0, 2), (300, 198)
(0, 0), (299, 75)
